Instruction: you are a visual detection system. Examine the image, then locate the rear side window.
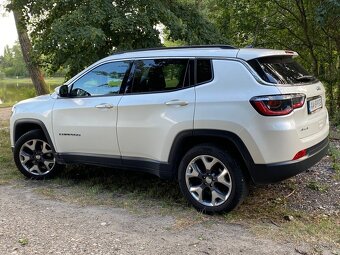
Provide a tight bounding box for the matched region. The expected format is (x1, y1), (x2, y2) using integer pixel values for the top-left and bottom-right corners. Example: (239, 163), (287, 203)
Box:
(128, 59), (190, 93)
(248, 56), (318, 84)
(197, 59), (213, 84)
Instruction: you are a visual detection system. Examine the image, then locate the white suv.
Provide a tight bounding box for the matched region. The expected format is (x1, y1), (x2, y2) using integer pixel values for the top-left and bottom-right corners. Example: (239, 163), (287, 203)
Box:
(10, 45), (329, 213)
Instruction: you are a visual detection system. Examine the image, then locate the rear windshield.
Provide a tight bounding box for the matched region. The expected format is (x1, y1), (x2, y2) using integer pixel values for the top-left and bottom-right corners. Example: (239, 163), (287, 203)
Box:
(247, 56), (318, 84)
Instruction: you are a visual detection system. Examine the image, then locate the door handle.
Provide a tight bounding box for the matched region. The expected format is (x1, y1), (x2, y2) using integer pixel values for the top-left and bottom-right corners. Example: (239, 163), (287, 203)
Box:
(95, 103), (114, 109)
(165, 100), (189, 106)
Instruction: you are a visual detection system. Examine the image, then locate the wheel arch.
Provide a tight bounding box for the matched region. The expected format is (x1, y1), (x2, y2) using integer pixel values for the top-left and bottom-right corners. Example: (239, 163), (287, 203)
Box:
(13, 119), (56, 153)
(166, 129), (256, 182)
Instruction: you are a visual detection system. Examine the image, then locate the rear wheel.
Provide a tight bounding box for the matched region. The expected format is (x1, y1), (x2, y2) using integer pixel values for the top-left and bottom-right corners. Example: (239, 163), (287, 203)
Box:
(13, 130), (63, 179)
(178, 144), (248, 213)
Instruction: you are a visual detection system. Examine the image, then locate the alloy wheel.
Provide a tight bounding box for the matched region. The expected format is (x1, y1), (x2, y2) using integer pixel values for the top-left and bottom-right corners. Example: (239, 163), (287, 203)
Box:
(185, 155), (232, 207)
(19, 139), (56, 176)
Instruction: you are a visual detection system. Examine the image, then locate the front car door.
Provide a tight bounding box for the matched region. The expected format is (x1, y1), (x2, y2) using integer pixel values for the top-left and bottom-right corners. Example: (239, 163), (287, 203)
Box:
(53, 60), (131, 157)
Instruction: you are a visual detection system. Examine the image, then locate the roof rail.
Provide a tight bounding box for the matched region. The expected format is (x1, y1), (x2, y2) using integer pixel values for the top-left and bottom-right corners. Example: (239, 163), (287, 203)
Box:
(112, 45), (237, 55)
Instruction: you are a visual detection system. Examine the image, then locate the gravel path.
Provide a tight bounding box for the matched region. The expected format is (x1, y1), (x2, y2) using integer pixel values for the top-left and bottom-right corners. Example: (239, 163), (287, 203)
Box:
(0, 185), (309, 255)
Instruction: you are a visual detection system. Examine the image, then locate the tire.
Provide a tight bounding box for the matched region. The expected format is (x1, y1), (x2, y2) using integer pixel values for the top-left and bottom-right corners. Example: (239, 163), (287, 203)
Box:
(178, 144), (248, 213)
(13, 130), (63, 179)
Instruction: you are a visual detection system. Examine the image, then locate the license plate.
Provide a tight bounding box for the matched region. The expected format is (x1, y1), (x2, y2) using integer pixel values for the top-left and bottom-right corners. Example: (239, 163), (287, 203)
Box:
(308, 96), (322, 114)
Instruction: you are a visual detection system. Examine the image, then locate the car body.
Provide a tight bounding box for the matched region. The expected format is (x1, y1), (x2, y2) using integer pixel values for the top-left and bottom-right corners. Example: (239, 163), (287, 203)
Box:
(10, 45), (329, 213)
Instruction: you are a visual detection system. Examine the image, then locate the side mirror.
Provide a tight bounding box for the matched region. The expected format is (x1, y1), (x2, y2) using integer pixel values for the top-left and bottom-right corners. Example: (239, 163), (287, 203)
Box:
(58, 84), (69, 97)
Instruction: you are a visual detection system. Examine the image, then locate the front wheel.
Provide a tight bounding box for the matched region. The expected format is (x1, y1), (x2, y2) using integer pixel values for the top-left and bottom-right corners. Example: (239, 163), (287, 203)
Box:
(178, 144), (248, 213)
(13, 130), (63, 179)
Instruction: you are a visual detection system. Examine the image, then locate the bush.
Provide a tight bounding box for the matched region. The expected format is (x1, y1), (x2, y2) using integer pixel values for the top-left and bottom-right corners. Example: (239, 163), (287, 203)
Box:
(0, 71), (5, 80)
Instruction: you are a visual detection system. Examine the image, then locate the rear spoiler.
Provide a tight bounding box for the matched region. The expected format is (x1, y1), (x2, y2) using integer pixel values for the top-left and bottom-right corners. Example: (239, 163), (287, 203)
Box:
(236, 48), (298, 61)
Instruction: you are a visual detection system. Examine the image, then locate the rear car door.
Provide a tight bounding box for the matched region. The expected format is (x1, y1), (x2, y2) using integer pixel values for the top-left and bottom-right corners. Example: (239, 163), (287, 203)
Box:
(53, 61), (131, 156)
(117, 58), (195, 163)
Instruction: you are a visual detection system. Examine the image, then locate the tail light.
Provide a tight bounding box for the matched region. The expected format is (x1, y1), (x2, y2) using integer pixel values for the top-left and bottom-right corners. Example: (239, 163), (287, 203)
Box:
(250, 94), (305, 116)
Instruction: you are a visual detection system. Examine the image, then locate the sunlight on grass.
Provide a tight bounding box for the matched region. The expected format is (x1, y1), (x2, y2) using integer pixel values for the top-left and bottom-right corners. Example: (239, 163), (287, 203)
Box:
(1, 77), (65, 86)
(0, 129), (20, 183)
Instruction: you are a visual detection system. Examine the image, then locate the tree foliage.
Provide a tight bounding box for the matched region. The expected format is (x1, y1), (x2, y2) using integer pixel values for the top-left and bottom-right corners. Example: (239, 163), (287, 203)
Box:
(6, 0), (339, 120)
(8, 0), (223, 78)
(0, 42), (27, 77)
(206, 0), (340, 120)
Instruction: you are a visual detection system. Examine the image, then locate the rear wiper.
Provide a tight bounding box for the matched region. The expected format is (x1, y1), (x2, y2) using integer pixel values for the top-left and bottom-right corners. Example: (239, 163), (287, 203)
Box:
(295, 75), (315, 82)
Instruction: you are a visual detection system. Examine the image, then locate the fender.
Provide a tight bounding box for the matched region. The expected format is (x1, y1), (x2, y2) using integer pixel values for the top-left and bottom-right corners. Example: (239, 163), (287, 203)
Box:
(13, 119), (56, 154)
(193, 129), (255, 169)
(166, 129), (255, 180)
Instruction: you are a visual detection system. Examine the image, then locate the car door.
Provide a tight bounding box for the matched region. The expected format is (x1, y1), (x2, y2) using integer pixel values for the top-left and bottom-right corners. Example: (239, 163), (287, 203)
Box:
(117, 58), (195, 163)
(53, 60), (131, 156)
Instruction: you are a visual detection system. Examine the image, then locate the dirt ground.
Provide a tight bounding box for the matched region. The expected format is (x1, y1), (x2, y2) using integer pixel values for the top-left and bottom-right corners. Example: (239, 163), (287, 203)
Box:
(0, 107), (11, 128)
(0, 184), (315, 255)
(0, 107), (339, 255)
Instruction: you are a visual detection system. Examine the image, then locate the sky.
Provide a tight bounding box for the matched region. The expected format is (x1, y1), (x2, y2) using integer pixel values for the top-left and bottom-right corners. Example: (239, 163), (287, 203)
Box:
(0, 8), (18, 56)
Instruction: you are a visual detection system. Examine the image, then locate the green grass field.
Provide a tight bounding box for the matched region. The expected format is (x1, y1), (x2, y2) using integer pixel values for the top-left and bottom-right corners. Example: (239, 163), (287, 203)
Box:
(0, 77), (65, 86)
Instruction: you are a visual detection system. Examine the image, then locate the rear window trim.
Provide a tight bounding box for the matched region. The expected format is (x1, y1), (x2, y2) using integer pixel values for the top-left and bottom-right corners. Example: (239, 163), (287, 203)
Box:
(194, 58), (214, 86)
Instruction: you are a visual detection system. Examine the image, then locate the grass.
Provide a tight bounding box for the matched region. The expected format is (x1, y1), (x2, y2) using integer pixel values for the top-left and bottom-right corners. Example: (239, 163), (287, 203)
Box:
(49, 165), (188, 215)
(18, 238), (29, 246)
(224, 184), (340, 247)
(0, 77), (65, 86)
(329, 144), (340, 181)
(306, 181), (329, 192)
(0, 103), (14, 108)
(0, 115), (20, 184)
(329, 125), (340, 180)
(0, 114), (339, 248)
(250, 213), (340, 251)
(0, 128), (20, 184)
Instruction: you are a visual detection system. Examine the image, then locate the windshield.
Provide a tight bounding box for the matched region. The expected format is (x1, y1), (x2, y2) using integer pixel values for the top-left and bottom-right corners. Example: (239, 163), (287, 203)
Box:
(247, 56), (318, 85)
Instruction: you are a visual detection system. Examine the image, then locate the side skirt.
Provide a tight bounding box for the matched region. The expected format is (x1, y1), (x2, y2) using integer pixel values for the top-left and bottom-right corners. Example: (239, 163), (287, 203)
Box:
(56, 153), (172, 180)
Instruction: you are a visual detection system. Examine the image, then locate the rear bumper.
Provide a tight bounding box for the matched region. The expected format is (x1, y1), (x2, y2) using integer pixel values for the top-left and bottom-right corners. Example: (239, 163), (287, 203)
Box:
(250, 137), (329, 184)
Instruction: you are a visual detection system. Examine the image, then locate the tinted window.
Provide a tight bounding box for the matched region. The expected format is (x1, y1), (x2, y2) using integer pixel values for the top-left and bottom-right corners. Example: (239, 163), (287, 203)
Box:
(197, 59), (212, 84)
(128, 59), (189, 93)
(248, 56), (317, 84)
(70, 61), (131, 97)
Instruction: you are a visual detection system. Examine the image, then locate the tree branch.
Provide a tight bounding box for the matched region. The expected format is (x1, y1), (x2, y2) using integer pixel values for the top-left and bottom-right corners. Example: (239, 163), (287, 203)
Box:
(272, 0), (301, 23)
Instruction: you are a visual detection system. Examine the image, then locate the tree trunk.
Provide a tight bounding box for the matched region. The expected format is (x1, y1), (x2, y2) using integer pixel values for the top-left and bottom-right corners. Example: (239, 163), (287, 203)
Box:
(13, 8), (49, 95)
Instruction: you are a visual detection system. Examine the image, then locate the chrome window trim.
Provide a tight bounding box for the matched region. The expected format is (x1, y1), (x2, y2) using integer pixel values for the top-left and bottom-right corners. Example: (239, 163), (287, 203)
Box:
(61, 55), (318, 98)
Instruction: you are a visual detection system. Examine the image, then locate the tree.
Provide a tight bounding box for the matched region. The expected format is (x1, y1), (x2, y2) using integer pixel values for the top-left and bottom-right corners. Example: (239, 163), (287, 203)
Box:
(10, 0), (223, 78)
(316, 0), (340, 118)
(0, 42), (28, 77)
(11, 5), (49, 95)
(207, 0), (340, 120)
